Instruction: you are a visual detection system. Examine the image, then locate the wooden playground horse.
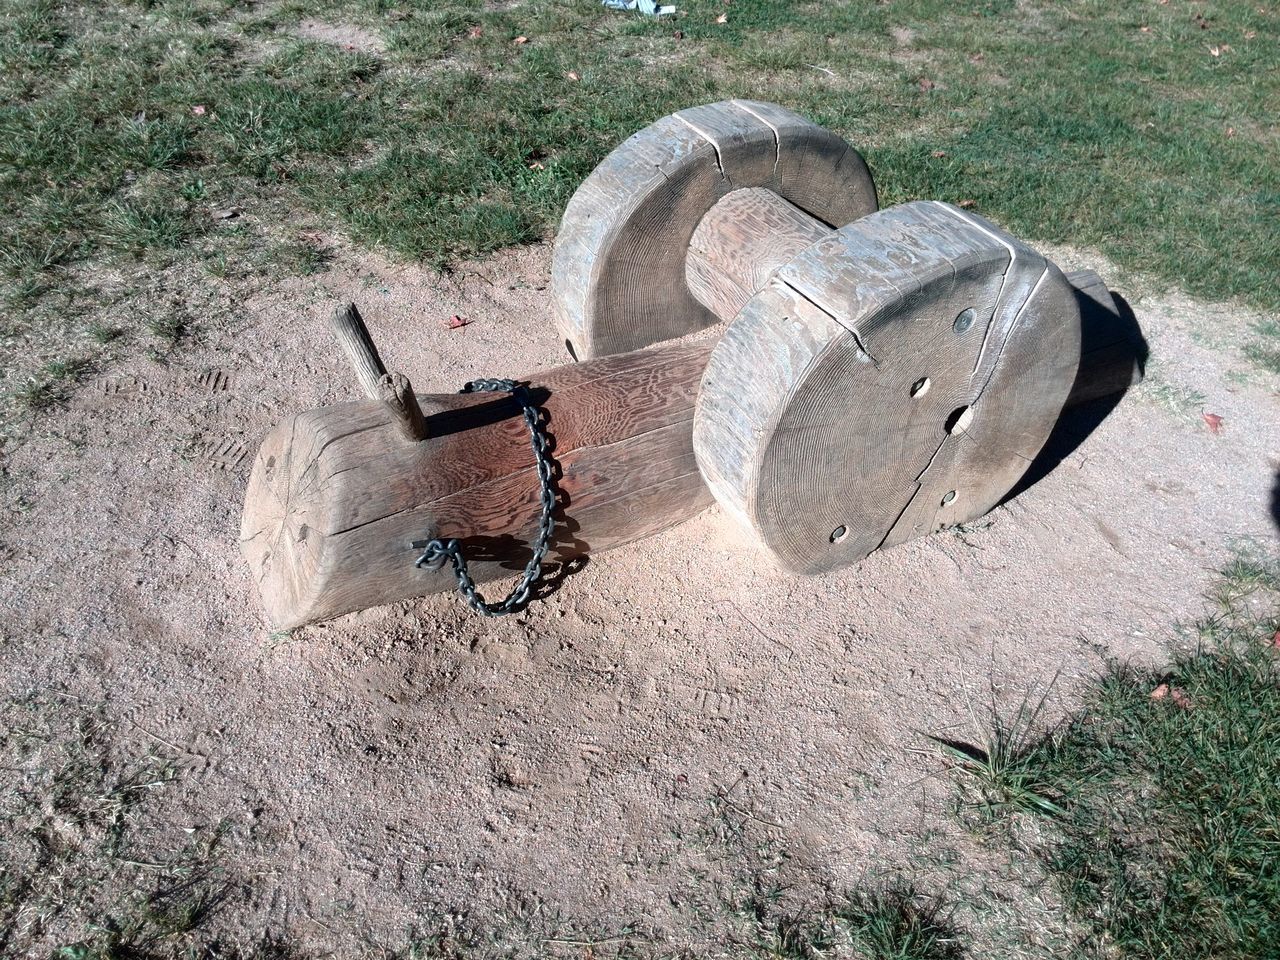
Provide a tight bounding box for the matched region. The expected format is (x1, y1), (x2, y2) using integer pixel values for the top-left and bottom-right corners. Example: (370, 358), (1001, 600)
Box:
(240, 100), (1143, 628)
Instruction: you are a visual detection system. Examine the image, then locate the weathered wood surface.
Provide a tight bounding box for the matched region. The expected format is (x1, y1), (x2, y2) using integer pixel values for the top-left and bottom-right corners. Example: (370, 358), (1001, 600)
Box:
(328, 303), (388, 399)
(692, 200), (1086, 573)
(241, 333), (717, 628)
(552, 99), (877, 360)
(686, 187), (831, 323)
(376, 372), (428, 443)
(688, 191), (1145, 421)
(328, 303), (428, 441)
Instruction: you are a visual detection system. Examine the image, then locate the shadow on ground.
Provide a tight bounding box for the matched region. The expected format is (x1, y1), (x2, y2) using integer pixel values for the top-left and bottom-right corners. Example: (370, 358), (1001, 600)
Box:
(1008, 288), (1149, 501)
(1272, 470), (1280, 534)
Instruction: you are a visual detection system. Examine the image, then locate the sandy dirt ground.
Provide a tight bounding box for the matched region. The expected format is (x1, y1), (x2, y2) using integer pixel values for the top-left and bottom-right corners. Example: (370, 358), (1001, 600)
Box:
(1, 232), (1277, 955)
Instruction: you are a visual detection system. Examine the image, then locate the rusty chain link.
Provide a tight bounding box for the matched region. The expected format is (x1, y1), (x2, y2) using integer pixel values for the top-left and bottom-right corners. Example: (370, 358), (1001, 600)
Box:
(412, 379), (556, 617)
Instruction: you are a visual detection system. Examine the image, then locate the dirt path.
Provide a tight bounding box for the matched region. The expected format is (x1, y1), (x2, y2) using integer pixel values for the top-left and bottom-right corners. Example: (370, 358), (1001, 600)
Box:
(1, 238), (1277, 955)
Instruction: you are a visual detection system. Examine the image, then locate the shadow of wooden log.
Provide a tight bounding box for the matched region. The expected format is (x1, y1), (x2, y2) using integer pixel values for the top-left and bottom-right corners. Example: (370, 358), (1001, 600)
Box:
(1004, 286), (1148, 503)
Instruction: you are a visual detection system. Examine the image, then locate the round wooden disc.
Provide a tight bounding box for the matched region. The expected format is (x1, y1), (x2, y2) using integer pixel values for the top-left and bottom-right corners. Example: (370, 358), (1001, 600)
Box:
(692, 201), (1083, 573)
(551, 99), (877, 360)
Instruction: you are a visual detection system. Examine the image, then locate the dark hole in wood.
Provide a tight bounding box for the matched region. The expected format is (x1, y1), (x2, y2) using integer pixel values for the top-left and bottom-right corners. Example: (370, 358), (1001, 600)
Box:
(945, 405), (973, 434)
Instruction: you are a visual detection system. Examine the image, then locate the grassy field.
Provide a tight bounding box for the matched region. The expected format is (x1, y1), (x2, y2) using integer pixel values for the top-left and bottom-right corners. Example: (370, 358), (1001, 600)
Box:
(1, 0), (1278, 413)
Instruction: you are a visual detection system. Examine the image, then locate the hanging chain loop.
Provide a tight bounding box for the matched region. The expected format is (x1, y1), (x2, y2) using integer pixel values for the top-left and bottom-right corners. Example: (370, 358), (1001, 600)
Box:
(412, 379), (556, 617)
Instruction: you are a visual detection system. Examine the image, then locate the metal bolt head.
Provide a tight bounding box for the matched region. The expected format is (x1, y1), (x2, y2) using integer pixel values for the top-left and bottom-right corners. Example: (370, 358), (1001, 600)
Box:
(953, 308), (976, 334)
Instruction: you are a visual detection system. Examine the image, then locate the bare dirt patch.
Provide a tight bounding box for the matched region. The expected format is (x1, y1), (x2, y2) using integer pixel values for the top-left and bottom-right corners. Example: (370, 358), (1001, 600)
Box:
(296, 19), (387, 55)
(1, 236), (1277, 955)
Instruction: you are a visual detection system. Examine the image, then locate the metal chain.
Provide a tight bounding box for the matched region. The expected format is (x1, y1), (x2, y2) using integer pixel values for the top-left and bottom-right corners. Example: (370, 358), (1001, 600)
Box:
(412, 379), (556, 617)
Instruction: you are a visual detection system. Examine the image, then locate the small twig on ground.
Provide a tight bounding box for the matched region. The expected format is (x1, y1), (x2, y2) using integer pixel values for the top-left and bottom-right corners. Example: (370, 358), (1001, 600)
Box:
(132, 723), (183, 753)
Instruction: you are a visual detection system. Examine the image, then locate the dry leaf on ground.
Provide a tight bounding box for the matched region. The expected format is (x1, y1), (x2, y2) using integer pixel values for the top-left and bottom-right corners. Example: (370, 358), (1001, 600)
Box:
(1151, 684), (1194, 709)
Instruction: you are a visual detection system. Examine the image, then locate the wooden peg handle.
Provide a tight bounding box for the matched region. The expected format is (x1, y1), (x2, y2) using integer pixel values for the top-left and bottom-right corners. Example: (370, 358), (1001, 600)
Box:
(329, 302), (387, 400)
(329, 303), (427, 442)
(377, 372), (428, 442)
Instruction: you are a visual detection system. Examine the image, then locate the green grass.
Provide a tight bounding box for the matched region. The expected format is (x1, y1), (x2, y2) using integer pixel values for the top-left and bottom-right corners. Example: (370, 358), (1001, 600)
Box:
(937, 542), (1280, 958)
(1244, 320), (1280, 374)
(1137, 371), (1209, 420)
(932, 678), (1068, 822)
(0, 0), (1276, 388)
(15, 356), (97, 411)
(735, 886), (960, 960)
(809, 888), (961, 960)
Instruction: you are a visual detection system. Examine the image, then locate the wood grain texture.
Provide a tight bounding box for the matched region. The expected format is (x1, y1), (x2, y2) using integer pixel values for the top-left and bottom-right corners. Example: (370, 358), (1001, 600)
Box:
(551, 99), (877, 360)
(376, 372), (428, 442)
(686, 187), (831, 322)
(246, 187), (1142, 626)
(692, 200), (1084, 573)
(241, 333), (718, 628)
(328, 303), (387, 400)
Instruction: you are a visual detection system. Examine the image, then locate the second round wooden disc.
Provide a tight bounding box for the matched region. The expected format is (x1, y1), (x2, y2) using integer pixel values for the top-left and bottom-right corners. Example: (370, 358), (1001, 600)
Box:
(551, 100), (877, 360)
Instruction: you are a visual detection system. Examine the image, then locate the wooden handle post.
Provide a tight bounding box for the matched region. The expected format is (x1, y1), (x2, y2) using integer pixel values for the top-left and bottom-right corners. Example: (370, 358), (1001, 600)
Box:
(329, 303), (388, 399)
(377, 372), (428, 443)
(328, 303), (427, 443)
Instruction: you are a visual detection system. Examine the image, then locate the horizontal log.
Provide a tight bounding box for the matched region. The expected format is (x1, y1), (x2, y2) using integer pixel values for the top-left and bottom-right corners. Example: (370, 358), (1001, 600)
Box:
(1064, 269), (1145, 406)
(242, 299), (1138, 629)
(686, 186), (831, 323)
(686, 190), (1145, 413)
(241, 333), (717, 629)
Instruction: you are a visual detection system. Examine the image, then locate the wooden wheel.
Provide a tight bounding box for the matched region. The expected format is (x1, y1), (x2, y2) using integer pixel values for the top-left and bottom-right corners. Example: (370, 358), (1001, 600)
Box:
(552, 100), (877, 360)
(692, 201), (1083, 573)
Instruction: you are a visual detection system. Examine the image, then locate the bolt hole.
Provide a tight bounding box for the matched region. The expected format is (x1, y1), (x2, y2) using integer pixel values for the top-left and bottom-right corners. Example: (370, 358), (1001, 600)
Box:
(941, 491), (956, 506)
(910, 377), (931, 398)
(830, 525), (849, 544)
(953, 308), (976, 334)
(564, 338), (578, 361)
(945, 405), (974, 435)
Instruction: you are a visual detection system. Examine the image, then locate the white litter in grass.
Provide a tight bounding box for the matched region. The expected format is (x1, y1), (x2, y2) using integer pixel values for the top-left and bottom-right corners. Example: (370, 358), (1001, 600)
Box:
(602, 0), (677, 17)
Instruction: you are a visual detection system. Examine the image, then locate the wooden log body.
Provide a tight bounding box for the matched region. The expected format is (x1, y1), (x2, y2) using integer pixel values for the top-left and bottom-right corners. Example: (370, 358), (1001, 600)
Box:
(685, 189), (1142, 406)
(686, 187), (831, 324)
(241, 336), (715, 628)
(1064, 270), (1144, 406)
